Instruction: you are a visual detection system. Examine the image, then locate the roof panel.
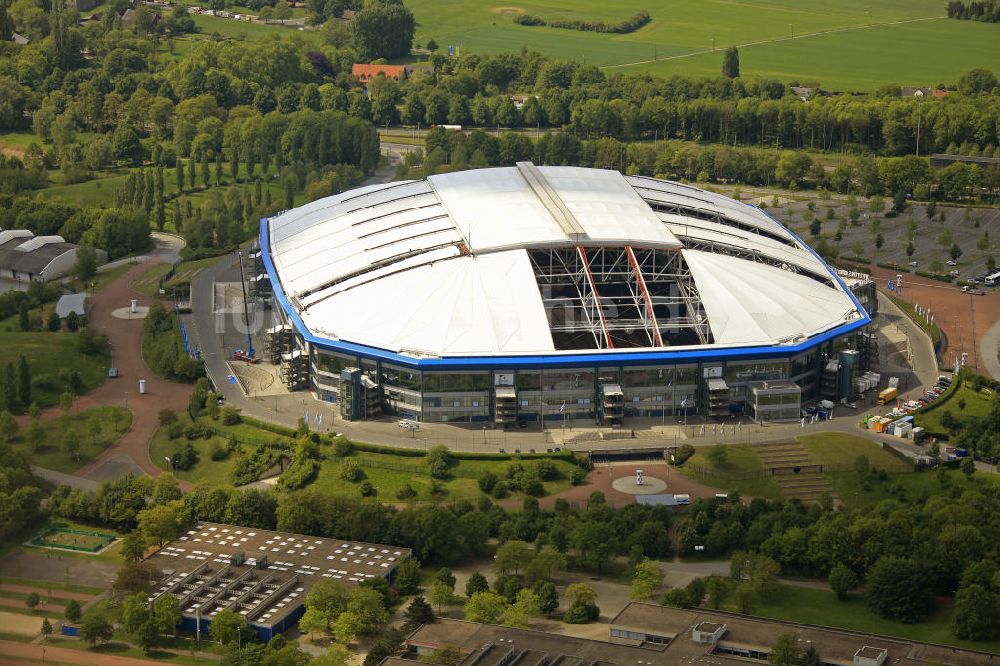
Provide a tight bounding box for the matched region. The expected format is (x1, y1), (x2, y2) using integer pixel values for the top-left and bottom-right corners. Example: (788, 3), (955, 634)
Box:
(682, 249), (859, 345)
(429, 167), (566, 253)
(540, 166), (681, 249)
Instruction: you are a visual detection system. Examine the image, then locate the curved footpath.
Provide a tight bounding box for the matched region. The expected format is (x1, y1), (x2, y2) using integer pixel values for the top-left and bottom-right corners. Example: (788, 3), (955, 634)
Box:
(72, 260), (193, 483)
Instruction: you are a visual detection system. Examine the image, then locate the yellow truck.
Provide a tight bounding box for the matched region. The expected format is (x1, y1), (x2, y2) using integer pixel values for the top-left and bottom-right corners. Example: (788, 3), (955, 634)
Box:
(877, 387), (898, 405)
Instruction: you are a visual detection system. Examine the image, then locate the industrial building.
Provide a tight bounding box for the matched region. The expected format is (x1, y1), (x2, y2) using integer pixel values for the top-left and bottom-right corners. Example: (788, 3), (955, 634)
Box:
(144, 522), (411, 641)
(0, 230), (106, 283)
(257, 164), (877, 426)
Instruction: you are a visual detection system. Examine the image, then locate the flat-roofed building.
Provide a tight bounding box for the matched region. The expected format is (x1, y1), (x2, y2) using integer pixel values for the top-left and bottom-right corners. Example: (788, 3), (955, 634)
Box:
(402, 618), (672, 664)
(609, 602), (998, 665)
(144, 522), (411, 641)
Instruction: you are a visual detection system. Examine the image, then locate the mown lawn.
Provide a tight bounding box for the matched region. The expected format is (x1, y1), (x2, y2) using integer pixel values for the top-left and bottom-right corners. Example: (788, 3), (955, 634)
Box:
(313, 452), (577, 502)
(729, 583), (1000, 653)
(799, 432), (904, 468)
(677, 444), (784, 500)
(0, 331), (110, 409)
(11, 407), (132, 474)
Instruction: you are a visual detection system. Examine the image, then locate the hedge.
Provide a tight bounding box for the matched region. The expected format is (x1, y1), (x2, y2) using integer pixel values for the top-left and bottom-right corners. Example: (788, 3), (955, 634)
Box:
(914, 270), (953, 283)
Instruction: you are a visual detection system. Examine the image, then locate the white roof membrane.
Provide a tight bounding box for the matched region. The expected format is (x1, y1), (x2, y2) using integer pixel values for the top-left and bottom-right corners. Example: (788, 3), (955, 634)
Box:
(681, 249), (859, 346)
(266, 166), (859, 358)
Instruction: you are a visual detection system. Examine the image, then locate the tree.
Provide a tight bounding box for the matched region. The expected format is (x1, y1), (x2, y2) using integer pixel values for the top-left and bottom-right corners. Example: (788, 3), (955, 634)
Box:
(906, 241), (915, 257)
(18, 302), (28, 332)
(74, 245), (98, 281)
(403, 595), (434, 630)
(123, 592), (152, 633)
(137, 501), (186, 545)
(25, 592), (39, 609)
(630, 559), (664, 600)
(495, 540), (533, 576)
(768, 631), (802, 666)
(209, 608), (245, 646)
(434, 567), (456, 591)
(305, 580), (351, 620)
(395, 557), (421, 595)
(135, 619), (160, 655)
(962, 455), (976, 478)
(346, 586), (389, 633)
(299, 606), (332, 640)
(351, 2), (416, 60)
(41, 617), (52, 640)
(466, 572), (489, 598)
(121, 531), (147, 563)
(865, 556), (932, 623)
(64, 599), (82, 623)
(958, 68), (998, 95)
(722, 46), (740, 78)
(429, 580), (453, 614)
(950, 243), (963, 261)
(526, 545), (567, 582)
(564, 583), (600, 624)
(952, 584), (1000, 640)
(0, 410), (15, 443)
(533, 580), (559, 615)
(502, 588), (540, 629)
(465, 591), (506, 624)
(80, 610), (113, 646)
(875, 233), (884, 249)
(828, 564), (859, 600)
(153, 594), (181, 635)
(312, 644), (351, 666)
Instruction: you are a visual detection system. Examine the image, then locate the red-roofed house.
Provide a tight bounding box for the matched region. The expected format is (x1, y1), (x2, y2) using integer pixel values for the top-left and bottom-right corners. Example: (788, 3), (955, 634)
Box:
(352, 64), (406, 83)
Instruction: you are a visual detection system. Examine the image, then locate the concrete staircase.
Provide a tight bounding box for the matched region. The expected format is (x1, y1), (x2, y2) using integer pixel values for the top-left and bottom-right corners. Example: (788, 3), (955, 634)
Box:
(753, 441), (836, 503)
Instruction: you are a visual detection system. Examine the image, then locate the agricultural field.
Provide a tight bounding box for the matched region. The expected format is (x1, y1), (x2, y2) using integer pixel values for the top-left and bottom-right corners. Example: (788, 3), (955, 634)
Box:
(405, 0), (998, 91)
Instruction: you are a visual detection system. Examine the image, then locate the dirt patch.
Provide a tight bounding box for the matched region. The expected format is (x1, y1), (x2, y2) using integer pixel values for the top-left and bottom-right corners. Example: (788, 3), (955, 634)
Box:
(491, 6), (525, 14)
(0, 610), (43, 636)
(0, 147), (26, 160)
(0, 551), (119, 589)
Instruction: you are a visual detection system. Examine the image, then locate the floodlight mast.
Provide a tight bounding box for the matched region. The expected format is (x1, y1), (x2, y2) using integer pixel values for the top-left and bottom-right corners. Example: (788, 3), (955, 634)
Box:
(237, 249), (255, 357)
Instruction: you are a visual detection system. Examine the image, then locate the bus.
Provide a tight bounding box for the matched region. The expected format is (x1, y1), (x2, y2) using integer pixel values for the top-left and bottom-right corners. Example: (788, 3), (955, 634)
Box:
(985, 270), (1000, 287)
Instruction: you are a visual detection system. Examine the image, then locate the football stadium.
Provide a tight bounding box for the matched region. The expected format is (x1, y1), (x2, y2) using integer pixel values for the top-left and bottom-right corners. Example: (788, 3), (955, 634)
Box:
(257, 163), (877, 425)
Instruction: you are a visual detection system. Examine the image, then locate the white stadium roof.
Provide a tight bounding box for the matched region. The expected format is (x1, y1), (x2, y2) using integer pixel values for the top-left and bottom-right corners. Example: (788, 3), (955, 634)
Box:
(266, 164), (863, 358)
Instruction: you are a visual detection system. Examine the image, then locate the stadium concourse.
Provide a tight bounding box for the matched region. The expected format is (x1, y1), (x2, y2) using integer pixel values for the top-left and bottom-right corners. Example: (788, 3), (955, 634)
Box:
(249, 163), (880, 431)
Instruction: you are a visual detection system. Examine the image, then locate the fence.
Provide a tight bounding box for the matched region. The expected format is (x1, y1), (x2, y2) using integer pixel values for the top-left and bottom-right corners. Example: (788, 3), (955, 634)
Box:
(682, 460), (913, 480)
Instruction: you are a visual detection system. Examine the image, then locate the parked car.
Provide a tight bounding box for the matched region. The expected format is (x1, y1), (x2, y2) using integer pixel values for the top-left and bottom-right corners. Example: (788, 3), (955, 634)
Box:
(946, 260), (958, 266)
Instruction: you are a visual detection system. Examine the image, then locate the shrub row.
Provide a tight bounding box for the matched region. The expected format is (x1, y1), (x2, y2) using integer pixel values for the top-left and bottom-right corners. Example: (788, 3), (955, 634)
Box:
(515, 10), (651, 34)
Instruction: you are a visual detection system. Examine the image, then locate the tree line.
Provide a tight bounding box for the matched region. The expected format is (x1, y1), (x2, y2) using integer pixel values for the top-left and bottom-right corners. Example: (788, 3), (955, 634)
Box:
(947, 0), (1000, 22)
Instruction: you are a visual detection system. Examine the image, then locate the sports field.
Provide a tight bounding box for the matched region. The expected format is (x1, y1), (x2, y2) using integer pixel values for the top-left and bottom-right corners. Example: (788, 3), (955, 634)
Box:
(406, 0), (999, 91)
(31, 527), (116, 553)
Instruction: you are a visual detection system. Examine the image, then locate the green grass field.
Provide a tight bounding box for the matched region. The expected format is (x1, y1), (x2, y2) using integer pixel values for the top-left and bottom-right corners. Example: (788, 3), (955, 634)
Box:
(12, 407), (132, 474)
(678, 444), (784, 500)
(312, 452), (577, 501)
(826, 467), (1000, 509)
(31, 527), (115, 553)
(735, 583), (1000, 653)
(406, 0), (997, 91)
(0, 331), (110, 409)
(916, 381), (994, 434)
(799, 432), (904, 468)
